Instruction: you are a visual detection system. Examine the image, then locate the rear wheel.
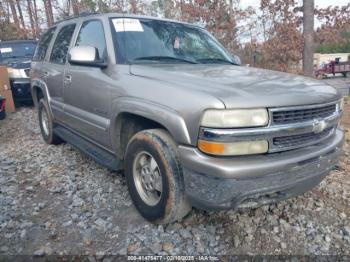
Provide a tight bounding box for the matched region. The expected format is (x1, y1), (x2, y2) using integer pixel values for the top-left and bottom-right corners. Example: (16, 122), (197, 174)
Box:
(124, 129), (191, 224)
(38, 99), (62, 145)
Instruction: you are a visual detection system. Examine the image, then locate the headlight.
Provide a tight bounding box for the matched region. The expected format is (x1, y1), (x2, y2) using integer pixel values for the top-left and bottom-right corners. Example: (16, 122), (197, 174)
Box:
(201, 108), (269, 128)
(198, 140), (268, 156)
(337, 98), (344, 112)
(7, 67), (27, 78)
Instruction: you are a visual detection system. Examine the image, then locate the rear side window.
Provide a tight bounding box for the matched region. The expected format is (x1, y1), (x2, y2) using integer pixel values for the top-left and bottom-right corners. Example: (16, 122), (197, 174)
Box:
(50, 24), (76, 64)
(75, 20), (106, 59)
(33, 27), (56, 61)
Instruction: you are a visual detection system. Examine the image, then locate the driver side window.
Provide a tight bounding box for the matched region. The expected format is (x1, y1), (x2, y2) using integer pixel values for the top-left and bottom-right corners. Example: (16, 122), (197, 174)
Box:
(75, 20), (107, 60)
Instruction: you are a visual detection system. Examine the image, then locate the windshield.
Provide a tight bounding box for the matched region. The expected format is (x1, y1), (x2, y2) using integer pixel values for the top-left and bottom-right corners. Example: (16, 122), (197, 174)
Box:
(0, 42), (37, 62)
(111, 18), (237, 65)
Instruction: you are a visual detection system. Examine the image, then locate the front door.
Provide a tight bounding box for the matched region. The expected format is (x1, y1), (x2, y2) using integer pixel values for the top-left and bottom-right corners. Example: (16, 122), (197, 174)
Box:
(63, 19), (112, 149)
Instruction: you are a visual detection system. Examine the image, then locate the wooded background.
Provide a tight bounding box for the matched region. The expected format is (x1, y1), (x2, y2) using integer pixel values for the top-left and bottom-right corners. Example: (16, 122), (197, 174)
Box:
(0, 0), (349, 74)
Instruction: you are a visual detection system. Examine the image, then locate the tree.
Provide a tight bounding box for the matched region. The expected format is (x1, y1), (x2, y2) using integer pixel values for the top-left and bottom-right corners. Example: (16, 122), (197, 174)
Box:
(43, 0), (54, 27)
(33, 0), (40, 35)
(0, 0), (9, 22)
(178, 0), (240, 53)
(8, 0), (21, 33)
(257, 0), (303, 72)
(71, 0), (79, 15)
(0, 0), (22, 40)
(16, 0), (28, 38)
(27, 0), (36, 38)
(315, 4), (350, 52)
(302, 0), (314, 76)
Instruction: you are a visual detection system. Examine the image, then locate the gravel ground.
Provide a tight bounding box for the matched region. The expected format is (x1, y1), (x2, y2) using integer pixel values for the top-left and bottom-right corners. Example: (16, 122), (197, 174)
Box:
(0, 100), (349, 257)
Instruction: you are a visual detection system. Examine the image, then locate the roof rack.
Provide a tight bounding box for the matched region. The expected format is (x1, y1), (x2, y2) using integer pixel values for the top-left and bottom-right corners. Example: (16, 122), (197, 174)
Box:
(54, 12), (101, 25)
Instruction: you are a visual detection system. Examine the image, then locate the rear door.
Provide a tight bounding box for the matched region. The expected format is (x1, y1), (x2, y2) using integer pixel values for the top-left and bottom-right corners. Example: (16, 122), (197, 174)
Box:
(31, 27), (56, 98)
(46, 23), (76, 122)
(63, 19), (112, 148)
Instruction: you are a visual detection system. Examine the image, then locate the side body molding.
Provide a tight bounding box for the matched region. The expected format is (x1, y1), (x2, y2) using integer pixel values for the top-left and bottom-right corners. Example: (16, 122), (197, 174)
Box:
(110, 97), (192, 154)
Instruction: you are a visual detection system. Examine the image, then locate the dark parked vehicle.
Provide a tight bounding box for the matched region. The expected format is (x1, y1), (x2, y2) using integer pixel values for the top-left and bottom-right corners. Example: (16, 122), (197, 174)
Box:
(31, 13), (344, 224)
(0, 96), (5, 120)
(0, 40), (37, 104)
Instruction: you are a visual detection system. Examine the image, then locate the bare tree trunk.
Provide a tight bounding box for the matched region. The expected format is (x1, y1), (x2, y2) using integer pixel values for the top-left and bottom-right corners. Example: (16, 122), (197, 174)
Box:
(33, 0), (40, 34)
(47, 0), (54, 24)
(303, 0), (314, 77)
(67, 0), (71, 16)
(130, 0), (137, 13)
(71, 0), (79, 15)
(26, 0), (36, 38)
(8, 0), (21, 32)
(16, 0), (27, 38)
(43, 0), (50, 27)
(43, 0), (54, 27)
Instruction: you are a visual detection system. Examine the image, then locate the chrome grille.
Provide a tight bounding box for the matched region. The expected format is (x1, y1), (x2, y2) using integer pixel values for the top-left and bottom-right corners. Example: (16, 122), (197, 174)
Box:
(273, 127), (334, 150)
(272, 104), (336, 124)
(199, 101), (341, 154)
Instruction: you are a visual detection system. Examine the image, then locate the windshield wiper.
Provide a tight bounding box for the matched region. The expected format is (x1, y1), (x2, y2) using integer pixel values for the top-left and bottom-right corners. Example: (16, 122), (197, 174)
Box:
(197, 58), (238, 65)
(133, 56), (198, 64)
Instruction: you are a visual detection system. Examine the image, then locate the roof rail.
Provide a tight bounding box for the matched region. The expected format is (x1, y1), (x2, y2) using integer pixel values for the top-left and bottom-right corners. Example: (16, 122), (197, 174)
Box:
(54, 12), (101, 25)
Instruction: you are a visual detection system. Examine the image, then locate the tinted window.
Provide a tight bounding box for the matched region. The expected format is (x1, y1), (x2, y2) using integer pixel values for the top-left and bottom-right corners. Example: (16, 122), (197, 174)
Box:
(50, 24), (76, 64)
(111, 18), (234, 64)
(33, 27), (55, 61)
(0, 41), (37, 63)
(76, 20), (106, 59)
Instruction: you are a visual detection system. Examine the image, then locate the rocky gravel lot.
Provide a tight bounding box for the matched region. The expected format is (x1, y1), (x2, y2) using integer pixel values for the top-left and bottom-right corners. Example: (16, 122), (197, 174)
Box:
(0, 100), (349, 257)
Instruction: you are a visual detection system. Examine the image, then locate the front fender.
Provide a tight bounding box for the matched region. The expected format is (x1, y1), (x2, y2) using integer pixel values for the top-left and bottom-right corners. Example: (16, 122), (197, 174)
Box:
(110, 97), (192, 151)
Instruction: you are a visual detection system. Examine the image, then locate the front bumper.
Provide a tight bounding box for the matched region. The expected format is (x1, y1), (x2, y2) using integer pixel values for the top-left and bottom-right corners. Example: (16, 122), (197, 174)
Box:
(179, 129), (344, 210)
(10, 78), (32, 102)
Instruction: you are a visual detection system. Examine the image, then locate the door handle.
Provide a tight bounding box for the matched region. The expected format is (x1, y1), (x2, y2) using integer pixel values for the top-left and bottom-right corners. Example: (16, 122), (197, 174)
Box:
(64, 75), (72, 84)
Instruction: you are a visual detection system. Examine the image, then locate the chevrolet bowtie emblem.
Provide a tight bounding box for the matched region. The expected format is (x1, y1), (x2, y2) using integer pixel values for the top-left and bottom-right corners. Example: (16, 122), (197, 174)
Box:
(312, 120), (327, 134)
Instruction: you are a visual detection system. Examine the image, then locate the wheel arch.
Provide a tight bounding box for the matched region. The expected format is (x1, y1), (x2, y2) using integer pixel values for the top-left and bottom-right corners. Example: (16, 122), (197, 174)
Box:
(31, 79), (50, 107)
(110, 98), (191, 160)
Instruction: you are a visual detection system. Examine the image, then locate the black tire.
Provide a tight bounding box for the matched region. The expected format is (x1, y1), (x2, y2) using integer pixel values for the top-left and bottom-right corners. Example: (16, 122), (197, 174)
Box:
(124, 129), (191, 224)
(38, 99), (62, 145)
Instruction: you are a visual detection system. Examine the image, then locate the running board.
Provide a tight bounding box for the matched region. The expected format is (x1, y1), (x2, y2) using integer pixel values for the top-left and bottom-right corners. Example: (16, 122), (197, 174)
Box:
(54, 126), (122, 171)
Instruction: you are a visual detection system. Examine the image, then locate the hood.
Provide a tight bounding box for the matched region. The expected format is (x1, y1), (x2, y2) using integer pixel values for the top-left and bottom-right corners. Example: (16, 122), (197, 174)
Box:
(0, 58), (31, 69)
(129, 64), (341, 108)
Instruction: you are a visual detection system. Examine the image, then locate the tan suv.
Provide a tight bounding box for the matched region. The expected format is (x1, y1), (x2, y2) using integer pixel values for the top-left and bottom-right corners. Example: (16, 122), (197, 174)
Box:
(31, 13), (344, 224)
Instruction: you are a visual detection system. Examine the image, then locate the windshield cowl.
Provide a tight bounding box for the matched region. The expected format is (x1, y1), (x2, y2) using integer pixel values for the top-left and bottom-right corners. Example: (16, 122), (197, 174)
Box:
(131, 55), (240, 65)
(132, 55), (198, 64)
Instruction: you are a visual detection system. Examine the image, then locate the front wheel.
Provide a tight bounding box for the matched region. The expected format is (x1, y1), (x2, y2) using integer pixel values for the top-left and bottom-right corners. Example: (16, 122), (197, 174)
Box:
(38, 99), (62, 145)
(124, 129), (191, 224)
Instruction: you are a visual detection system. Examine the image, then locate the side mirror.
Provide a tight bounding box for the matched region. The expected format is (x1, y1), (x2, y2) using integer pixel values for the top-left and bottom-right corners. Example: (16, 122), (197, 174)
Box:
(68, 46), (107, 68)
